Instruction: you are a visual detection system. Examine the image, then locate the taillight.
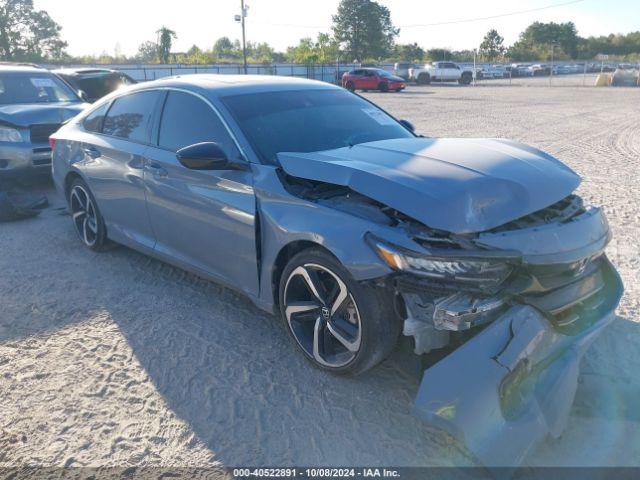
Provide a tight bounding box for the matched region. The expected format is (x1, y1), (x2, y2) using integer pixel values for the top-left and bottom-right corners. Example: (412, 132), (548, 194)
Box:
(49, 136), (57, 150)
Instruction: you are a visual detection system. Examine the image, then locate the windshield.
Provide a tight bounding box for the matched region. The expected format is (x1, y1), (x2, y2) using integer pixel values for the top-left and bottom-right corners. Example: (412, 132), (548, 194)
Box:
(222, 89), (413, 164)
(0, 73), (80, 105)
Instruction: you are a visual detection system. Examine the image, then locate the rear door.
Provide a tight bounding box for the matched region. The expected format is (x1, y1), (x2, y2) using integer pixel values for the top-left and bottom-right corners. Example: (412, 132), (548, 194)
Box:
(142, 90), (259, 295)
(80, 90), (162, 249)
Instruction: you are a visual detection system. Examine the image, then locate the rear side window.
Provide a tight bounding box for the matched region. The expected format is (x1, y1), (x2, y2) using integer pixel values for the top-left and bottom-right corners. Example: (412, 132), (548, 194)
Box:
(83, 103), (109, 133)
(76, 76), (113, 100)
(103, 90), (160, 143)
(158, 91), (238, 157)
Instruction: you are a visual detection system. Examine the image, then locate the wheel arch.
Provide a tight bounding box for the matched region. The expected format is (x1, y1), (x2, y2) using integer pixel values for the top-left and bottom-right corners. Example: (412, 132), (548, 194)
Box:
(63, 170), (85, 200)
(270, 240), (338, 310)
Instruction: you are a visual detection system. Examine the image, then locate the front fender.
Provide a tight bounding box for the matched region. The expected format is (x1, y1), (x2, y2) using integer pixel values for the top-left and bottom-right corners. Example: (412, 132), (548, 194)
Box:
(253, 165), (397, 312)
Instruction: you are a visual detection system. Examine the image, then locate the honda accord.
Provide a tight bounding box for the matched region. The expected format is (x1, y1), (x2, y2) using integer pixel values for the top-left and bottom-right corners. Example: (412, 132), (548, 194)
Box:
(51, 75), (623, 466)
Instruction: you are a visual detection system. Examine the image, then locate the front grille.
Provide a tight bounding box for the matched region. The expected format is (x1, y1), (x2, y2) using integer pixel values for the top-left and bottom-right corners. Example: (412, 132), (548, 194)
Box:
(32, 157), (51, 166)
(489, 195), (585, 233)
(29, 124), (60, 144)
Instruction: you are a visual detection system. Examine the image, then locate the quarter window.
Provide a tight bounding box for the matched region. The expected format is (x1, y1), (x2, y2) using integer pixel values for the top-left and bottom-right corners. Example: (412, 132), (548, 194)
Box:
(83, 103), (109, 133)
(158, 91), (238, 157)
(102, 90), (161, 143)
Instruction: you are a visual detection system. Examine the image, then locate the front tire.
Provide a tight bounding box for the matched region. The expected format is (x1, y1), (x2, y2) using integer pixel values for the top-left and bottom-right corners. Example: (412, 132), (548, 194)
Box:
(345, 81), (355, 92)
(68, 178), (110, 251)
(279, 248), (400, 375)
(378, 82), (389, 92)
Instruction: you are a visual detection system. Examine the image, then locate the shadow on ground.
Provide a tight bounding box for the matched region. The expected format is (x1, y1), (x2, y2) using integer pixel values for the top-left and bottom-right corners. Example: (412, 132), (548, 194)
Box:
(1, 180), (638, 468)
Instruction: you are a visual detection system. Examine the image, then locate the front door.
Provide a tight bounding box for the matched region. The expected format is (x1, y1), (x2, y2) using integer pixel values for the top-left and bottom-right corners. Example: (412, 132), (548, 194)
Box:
(142, 90), (259, 296)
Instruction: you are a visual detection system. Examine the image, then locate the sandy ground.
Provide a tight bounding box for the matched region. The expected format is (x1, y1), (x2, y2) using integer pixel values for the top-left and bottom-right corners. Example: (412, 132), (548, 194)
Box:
(1, 79), (639, 469)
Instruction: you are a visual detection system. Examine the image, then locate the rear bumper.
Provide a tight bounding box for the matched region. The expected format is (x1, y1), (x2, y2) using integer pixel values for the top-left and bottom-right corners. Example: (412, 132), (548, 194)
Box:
(412, 258), (623, 466)
(0, 141), (52, 176)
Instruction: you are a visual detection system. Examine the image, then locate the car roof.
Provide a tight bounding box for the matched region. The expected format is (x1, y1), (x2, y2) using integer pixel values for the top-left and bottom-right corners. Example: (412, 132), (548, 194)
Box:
(122, 74), (340, 98)
(52, 68), (120, 76)
(0, 64), (49, 73)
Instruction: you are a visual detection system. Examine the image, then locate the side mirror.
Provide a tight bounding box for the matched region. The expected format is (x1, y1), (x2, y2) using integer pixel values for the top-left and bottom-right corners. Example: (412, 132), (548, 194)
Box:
(78, 90), (90, 102)
(399, 119), (415, 133)
(176, 142), (230, 170)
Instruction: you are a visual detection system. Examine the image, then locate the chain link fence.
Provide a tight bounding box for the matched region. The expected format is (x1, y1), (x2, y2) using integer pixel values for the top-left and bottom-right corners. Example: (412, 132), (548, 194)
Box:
(48, 61), (640, 88)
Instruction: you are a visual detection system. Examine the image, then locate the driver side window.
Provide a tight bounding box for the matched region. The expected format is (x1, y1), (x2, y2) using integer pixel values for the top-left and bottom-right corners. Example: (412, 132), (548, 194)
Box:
(158, 91), (239, 158)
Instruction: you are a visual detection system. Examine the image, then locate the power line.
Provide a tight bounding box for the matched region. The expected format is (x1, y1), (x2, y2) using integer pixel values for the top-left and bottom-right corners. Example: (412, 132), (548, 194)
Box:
(250, 0), (587, 30)
(400, 0), (587, 28)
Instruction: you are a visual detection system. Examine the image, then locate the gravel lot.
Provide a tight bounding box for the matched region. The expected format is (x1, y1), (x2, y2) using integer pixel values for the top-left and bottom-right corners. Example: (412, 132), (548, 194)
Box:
(1, 80), (639, 469)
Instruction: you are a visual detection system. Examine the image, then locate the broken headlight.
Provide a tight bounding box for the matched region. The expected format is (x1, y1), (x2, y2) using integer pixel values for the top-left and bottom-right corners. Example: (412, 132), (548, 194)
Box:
(367, 234), (514, 286)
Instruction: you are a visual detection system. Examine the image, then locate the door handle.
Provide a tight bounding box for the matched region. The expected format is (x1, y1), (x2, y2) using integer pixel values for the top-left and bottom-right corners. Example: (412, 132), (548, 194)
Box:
(145, 161), (168, 178)
(83, 146), (100, 159)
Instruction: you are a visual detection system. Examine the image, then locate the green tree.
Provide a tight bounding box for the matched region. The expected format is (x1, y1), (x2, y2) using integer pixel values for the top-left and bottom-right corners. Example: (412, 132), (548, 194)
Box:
(213, 37), (238, 60)
(180, 44), (213, 64)
(393, 43), (425, 62)
(286, 34), (340, 64)
(577, 31), (640, 59)
(0, 0), (67, 60)
(136, 40), (159, 62)
(286, 37), (319, 64)
(315, 33), (340, 63)
(508, 21), (579, 60)
(246, 41), (279, 63)
(156, 26), (176, 63)
(332, 0), (398, 62)
(425, 48), (452, 62)
(479, 29), (505, 61)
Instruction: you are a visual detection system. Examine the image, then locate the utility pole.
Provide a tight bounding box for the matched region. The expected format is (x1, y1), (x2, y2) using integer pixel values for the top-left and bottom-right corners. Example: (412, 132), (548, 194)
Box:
(473, 49), (477, 86)
(235, 1), (248, 74)
(550, 44), (555, 86)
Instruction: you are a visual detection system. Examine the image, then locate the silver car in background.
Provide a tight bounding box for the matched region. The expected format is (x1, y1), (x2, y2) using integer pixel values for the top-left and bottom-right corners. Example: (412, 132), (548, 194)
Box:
(51, 75), (622, 466)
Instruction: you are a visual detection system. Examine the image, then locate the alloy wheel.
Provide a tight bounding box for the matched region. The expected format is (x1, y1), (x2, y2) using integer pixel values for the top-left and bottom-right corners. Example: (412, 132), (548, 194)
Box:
(70, 185), (98, 247)
(284, 263), (362, 368)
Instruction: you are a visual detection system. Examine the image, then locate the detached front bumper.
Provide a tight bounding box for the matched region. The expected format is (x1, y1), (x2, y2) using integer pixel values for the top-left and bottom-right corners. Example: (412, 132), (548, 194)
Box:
(411, 258), (623, 466)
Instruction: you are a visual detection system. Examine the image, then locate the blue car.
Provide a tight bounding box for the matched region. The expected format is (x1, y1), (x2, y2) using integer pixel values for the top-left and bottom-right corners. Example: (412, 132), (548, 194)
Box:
(51, 75), (622, 466)
(0, 64), (87, 177)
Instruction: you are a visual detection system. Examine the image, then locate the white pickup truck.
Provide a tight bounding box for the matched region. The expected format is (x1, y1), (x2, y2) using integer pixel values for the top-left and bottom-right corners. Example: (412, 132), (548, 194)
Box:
(409, 61), (474, 85)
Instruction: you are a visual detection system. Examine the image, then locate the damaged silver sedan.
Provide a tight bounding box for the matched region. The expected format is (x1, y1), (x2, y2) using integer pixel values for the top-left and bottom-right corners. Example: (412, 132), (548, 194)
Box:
(51, 75), (623, 466)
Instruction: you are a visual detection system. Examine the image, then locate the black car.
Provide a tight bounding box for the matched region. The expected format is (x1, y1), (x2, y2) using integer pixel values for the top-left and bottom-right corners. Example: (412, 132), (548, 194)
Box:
(53, 68), (136, 103)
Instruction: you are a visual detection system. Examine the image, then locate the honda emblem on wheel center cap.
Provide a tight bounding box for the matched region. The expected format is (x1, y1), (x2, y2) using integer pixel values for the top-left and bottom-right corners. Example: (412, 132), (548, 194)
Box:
(321, 306), (330, 319)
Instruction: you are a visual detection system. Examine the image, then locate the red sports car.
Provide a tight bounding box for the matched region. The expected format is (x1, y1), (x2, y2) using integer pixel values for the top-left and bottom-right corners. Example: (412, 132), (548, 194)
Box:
(342, 68), (406, 92)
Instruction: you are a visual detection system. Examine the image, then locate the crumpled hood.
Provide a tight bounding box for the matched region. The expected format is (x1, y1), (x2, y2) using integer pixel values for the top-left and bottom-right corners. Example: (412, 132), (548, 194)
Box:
(277, 137), (580, 234)
(0, 102), (87, 127)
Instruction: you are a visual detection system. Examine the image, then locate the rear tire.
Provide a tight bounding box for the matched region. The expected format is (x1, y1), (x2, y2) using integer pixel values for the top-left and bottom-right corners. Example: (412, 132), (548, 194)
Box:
(68, 178), (111, 252)
(417, 73), (431, 85)
(459, 72), (472, 85)
(279, 248), (401, 376)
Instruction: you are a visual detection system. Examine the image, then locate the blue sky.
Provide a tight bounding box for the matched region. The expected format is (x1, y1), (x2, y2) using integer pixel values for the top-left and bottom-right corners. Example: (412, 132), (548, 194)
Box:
(34, 0), (640, 56)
